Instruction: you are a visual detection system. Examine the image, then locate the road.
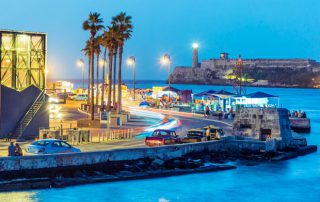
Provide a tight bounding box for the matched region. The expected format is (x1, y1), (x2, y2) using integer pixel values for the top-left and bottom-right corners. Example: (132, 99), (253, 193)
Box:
(0, 101), (233, 156)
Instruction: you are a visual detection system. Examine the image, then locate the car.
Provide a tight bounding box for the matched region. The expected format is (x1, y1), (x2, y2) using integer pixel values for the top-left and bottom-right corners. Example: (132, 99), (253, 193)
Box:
(48, 95), (65, 104)
(139, 101), (150, 108)
(181, 129), (208, 143)
(71, 94), (88, 101)
(26, 139), (81, 154)
(203, 125), (224, 140)
(145, 129), (180, 146)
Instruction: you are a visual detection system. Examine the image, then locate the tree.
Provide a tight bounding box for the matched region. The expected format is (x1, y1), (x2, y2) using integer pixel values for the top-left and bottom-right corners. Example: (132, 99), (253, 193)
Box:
(81, 40), (91, 104)
(83, 12), (104, 120)
(112, 12), (133, 114)
(100, 27), (119, 111)
(94, 37), (102, 105)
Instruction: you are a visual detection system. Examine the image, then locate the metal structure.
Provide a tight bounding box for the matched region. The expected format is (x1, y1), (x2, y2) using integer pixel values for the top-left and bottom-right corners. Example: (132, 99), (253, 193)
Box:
(0, 30), (47, 91)
(232, 54), (246, 95)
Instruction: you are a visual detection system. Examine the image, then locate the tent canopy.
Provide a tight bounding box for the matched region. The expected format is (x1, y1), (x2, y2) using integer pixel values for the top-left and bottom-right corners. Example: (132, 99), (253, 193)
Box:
(213, 90), (235, 96)
(162, 86), (180, 93)
(246, 91), (278, 98)
(193, 90), (216, 97)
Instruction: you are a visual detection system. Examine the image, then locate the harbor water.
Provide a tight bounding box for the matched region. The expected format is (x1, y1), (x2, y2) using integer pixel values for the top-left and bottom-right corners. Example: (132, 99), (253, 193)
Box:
(1, 80), (320, 202)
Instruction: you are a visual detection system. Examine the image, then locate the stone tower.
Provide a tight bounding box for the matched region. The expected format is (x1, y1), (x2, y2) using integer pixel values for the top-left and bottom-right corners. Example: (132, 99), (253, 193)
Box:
(192, 43), (199, 68)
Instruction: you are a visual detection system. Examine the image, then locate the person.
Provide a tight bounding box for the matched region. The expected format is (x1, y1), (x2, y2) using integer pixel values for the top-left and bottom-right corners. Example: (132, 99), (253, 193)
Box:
(8, 142), (15, 157)
(205, 105), (210, 118)
(15, 143), (23, 156)
(218, 111), (223, 120)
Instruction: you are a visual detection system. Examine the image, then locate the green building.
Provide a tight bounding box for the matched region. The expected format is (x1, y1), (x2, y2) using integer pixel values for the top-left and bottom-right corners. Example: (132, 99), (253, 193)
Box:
(0, 30), (47, 90)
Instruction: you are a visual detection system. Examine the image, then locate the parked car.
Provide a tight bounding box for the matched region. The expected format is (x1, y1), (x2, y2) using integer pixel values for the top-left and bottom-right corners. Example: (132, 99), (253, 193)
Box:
(181, 129), (208, 143)
(139, 101), (150, 108)
(145, 129), (181, 146)
(71, 94), (88, 101)
(203, 125), (224, 140)
(26, 139), (81, 154)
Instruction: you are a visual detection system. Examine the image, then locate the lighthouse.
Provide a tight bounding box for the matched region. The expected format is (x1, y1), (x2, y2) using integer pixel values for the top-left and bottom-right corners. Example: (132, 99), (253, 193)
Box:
(192, 42), (199, 68)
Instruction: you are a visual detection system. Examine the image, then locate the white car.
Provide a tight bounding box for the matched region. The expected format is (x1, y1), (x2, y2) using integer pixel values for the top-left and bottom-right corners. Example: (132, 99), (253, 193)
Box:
(26, 139), (81, 154)
(71, 94), (88, 101)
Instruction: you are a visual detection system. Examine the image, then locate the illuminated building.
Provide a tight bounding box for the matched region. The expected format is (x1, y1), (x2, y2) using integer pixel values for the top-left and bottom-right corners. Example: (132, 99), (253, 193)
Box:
(0, 30), (47, 91)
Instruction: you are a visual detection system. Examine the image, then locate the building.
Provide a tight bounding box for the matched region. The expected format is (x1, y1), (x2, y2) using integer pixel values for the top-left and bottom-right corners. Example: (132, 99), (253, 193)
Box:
(171, 47), (320, 87)
(0, 30), (47, 90)
(0, 30), (48, 139)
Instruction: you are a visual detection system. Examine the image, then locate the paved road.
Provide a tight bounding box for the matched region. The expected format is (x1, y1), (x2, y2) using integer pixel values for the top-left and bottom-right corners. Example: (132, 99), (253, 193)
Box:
(0, 102), (233, 157)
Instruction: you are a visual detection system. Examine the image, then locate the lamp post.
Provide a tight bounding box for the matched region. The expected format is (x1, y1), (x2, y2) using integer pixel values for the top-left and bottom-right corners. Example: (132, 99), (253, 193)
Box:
(161, 54), (171, 99)
(127, 56), (136, 100)
(77, 59), (85, 90)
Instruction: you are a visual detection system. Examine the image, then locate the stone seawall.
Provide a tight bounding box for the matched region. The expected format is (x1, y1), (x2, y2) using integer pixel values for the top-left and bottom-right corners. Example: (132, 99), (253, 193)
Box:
(0, 140), (265, 173)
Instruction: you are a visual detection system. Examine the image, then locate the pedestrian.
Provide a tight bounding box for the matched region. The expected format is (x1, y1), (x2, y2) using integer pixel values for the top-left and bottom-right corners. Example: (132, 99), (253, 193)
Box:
(205, 105), (210, 118)
(8, 142), (15, 157)
(218, 111), (223, 120)
(15, 143), (23, 156)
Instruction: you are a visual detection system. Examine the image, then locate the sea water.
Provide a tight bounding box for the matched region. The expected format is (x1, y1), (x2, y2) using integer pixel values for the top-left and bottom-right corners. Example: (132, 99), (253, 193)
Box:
(1, 80), (320, 202)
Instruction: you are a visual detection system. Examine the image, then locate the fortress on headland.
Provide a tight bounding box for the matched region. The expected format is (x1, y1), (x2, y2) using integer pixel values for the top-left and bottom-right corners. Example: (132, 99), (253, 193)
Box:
(170, 47), (320, 87)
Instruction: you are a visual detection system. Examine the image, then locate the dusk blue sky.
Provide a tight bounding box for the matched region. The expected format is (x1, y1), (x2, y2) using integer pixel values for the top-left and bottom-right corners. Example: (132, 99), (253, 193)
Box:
(1, 0), (320, 80)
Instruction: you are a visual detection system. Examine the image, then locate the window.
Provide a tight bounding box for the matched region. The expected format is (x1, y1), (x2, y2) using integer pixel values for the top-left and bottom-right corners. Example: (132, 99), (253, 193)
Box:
(52, 142), (60, 147)
(60, 141), (71, 148)
(31, 140), (50, 146)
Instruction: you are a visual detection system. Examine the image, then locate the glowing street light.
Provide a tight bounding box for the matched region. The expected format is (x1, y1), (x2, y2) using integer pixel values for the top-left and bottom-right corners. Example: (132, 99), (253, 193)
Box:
(127, 56), (136, 100)
(77, 59), (85, 89)
(160, 54), (172, 99)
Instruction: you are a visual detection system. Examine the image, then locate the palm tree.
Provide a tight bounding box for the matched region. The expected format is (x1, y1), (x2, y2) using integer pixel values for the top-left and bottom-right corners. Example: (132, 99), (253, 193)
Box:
(112, 37), (118, 110)
(81, 40), (91, 104)
(94, 37), (102, 105)
(83, 12), (104, 120)
(100, 34), (108, 109)
(112, 12), (133, 114)
(101, 27), (118, 111)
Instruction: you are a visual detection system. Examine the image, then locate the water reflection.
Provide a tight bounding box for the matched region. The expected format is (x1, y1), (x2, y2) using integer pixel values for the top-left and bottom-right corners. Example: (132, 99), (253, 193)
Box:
(0, 191), (39, 202)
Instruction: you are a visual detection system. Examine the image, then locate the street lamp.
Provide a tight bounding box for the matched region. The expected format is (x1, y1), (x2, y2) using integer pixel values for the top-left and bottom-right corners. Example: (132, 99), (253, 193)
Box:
(160, 54), (171, 99)
(127, 56), (136, 100)
(77, 59), (85, 90)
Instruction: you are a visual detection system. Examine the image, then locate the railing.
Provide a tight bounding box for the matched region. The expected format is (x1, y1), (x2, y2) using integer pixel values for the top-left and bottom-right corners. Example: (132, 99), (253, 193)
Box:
(12, 90), (46, 139)
(88, 128), (134, 144)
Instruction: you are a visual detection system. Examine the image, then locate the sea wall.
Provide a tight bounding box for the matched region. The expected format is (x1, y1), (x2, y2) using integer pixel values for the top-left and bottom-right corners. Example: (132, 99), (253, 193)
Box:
(0, 139), (265, 173)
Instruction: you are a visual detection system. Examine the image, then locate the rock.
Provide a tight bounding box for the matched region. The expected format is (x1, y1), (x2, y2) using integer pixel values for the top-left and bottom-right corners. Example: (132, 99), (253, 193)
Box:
(150, 159), (165, 168)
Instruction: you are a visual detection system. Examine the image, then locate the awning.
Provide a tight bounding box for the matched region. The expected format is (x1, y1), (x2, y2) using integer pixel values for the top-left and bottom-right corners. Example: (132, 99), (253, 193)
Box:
(193, 90), (216, 97)
(246, 91), (278, 98)
(162, 86), (180, 93)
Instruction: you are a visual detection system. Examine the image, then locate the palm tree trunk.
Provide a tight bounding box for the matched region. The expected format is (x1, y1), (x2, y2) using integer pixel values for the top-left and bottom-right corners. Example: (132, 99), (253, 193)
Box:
(87, 57), (91, 104)
(96, 53), (100, 106)
(112, 46), (118, 110)
(101, 47), (107, 109)
(107, 49), (113, 111)
(117, 45), (123, 114)
(90, 37), (95, 120)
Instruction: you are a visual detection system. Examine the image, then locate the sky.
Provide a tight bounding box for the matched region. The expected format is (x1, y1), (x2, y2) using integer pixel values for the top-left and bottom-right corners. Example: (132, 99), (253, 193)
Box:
(1, 0), (320, 80)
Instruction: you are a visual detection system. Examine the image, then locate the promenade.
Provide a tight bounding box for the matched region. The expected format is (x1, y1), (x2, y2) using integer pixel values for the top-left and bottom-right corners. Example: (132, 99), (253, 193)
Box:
(0, 99), (233, 157)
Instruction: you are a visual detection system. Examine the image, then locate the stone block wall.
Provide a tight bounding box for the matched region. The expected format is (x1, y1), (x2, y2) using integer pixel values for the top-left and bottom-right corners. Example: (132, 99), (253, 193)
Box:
(0, 139), (266, 172)
(233, 108), (292, 144)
